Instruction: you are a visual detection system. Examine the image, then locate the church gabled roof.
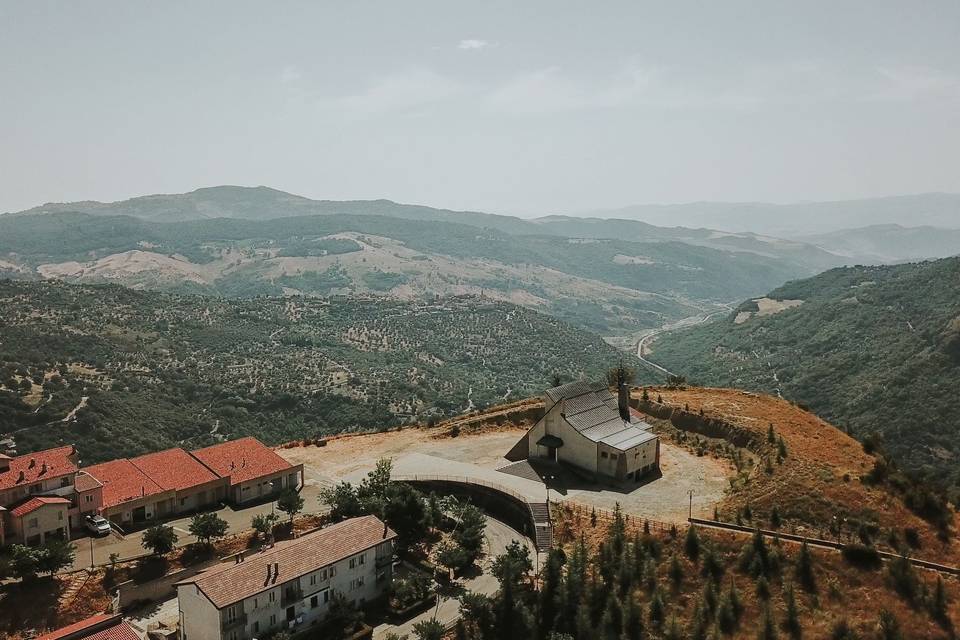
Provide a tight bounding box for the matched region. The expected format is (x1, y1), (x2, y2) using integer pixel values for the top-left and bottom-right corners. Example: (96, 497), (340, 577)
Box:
(547, 381), (656, 452)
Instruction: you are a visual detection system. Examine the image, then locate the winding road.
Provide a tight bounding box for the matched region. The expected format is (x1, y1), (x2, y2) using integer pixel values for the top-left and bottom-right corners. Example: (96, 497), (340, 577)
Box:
(635, 305), (734, 377)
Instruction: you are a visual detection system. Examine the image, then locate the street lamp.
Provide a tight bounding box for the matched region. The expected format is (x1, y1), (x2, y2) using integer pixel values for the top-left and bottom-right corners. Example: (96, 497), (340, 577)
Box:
(688, 489), (694, 520)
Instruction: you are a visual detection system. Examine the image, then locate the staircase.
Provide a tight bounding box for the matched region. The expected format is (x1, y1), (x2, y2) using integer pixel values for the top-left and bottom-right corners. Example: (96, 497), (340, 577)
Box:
(58, 570), (91, 608)
(528, 502), (553, 551)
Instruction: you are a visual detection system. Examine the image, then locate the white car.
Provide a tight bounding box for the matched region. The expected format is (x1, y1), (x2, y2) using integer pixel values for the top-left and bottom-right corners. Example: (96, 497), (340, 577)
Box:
(85, 514), (112, 536)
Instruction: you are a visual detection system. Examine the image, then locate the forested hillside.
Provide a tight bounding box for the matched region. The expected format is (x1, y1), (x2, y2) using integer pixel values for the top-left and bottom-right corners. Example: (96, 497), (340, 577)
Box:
(0, 210), (809, 334)
(650, 257), (960, 487)
(0, 280), (635, 463)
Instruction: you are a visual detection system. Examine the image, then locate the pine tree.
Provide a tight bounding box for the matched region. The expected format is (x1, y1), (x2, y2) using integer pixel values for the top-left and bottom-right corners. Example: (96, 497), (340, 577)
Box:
(758, 607), (779, 640)
(770, 507), (781, 530)
(744, 503), (753, 520)
(648, 588), (666, 627)
(767, 424), (776, 444)
(783, 583), (802, 639)
(877, 609), (903, 640)
(931, 575), (949, 625)
(795, 541), (816, 592)
(756, 576), (770, 601)
(688, 601), (709, 640)
(624, 597), (644, 640)
(669, 554), (684, 588)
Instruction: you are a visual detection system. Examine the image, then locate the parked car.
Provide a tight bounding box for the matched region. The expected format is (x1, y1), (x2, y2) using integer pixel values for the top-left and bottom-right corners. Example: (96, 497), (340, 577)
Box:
(85, 514), (112, 536)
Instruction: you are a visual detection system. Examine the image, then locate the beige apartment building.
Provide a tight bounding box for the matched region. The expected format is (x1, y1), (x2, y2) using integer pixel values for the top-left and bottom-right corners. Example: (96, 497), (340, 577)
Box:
(177, 515), (396, 640)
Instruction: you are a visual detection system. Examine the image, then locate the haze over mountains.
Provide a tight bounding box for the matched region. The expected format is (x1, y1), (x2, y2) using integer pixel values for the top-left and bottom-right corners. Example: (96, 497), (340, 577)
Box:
(579, 192), (960, 237)
(3, 186), (959, 341)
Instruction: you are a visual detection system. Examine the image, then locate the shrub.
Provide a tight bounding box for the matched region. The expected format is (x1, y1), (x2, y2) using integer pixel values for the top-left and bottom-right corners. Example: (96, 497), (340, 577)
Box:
(840, 544), (882, 570)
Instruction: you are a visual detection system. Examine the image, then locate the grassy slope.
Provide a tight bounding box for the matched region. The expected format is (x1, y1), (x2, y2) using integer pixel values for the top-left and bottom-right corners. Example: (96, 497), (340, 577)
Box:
(649, 258), (960, 485)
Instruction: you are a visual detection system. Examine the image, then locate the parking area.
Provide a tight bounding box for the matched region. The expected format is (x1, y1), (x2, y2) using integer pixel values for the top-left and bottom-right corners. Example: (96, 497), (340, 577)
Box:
(278, 425), (733, 524)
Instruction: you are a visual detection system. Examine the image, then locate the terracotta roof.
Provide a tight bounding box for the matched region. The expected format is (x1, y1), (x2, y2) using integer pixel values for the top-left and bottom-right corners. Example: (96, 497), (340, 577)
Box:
(10, 496), (71, 518)
(130, 447), (220, 491)
(0, 445), (77, 491)
(82, 459), (168, 509)
(178, 515), (396, 608)
(190, 437), (296, 486)
(37, 613), (139, 640)
(74, 471), (102, 493)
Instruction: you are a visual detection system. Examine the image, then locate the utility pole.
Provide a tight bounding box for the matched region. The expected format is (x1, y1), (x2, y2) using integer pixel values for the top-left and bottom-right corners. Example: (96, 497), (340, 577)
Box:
(688, 489), (694, 520)
(89, 536), (94, 569)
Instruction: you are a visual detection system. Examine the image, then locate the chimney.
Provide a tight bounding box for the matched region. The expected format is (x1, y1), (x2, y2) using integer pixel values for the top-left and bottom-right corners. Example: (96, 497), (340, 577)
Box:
(383, 521), (388, 539)
(617, 376), (630, 422)
(0, 455), (10, 472)
(28, 458), (36, 468)
(40, 462), (48, 475)
(17, 470), (25, 483)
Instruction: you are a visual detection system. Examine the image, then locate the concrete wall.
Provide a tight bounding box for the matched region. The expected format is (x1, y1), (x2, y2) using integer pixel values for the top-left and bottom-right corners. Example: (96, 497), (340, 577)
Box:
(118, 556), (225, 610)
(401, 479), (536, 544)
(178, 581), (222, 640)
(174, 478), (228, 514)
(233, 468), (301, 505)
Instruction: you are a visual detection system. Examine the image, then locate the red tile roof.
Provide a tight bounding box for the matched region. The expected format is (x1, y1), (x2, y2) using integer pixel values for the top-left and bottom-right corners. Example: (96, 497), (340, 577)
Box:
(0, 445), (77, 491)
(130, 447), (220, 491)
(191, 437), (296, 486)
(74, 471), (102, 493)
(82, 459), (168, 509)
(178, 515), (396, 608)
(37, 613), (139, 640)
(10, 496), (71, 518)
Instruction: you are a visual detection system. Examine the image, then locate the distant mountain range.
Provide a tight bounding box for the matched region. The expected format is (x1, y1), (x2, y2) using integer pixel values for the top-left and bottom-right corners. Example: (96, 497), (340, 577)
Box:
(649, 256), (960, 485)
(3, 186), (959, 335)
(577, 192), (960, 237)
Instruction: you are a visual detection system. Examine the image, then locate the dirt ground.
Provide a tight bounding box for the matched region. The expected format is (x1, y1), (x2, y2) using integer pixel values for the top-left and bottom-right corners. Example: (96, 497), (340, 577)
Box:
(278, 424), (733, 523)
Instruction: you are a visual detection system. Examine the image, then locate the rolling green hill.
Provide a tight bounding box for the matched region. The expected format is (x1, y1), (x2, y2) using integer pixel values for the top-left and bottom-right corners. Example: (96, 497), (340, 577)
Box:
(0, 210), (812, 335)
(649, 257), (960, 486)
(0, 280), (640, 463)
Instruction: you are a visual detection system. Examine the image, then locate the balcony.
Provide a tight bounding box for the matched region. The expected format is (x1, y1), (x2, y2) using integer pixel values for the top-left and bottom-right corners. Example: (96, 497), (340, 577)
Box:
(281, 585), (303, 607)
(221, 613), (247, 630)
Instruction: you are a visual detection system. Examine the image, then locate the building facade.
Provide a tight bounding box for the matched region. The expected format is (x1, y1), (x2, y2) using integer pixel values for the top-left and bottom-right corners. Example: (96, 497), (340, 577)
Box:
(190, 437), (304, 506)
(507, 380), (660, 482)
(177, 515), (395, 640)
(0, 446), (81, 545)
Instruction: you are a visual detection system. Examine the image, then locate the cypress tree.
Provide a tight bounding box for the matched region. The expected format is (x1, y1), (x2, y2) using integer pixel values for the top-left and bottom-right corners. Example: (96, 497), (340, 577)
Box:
(685, 525), (701, 561)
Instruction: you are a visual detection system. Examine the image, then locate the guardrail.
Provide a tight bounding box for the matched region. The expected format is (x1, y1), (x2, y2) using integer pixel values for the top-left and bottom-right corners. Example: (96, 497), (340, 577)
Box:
(689, 517), (960, 576)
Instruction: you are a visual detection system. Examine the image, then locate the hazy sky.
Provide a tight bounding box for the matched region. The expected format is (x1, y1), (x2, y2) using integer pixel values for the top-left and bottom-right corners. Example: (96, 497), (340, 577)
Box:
(2, 1), (959, 215)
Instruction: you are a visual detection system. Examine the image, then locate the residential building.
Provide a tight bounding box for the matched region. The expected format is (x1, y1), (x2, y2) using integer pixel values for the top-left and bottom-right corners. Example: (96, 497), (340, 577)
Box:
(190, 437), (304, 505)
(82, 458), (175, 527)
(177, 515), (396, 640)
(129, 448), (228, 514)
(0, 446), (81, 544)
(507, 380), (660, 482)
(74, 471), (104, 520)
(37, 613), (139, 640)
(8, 496), (71, 545)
